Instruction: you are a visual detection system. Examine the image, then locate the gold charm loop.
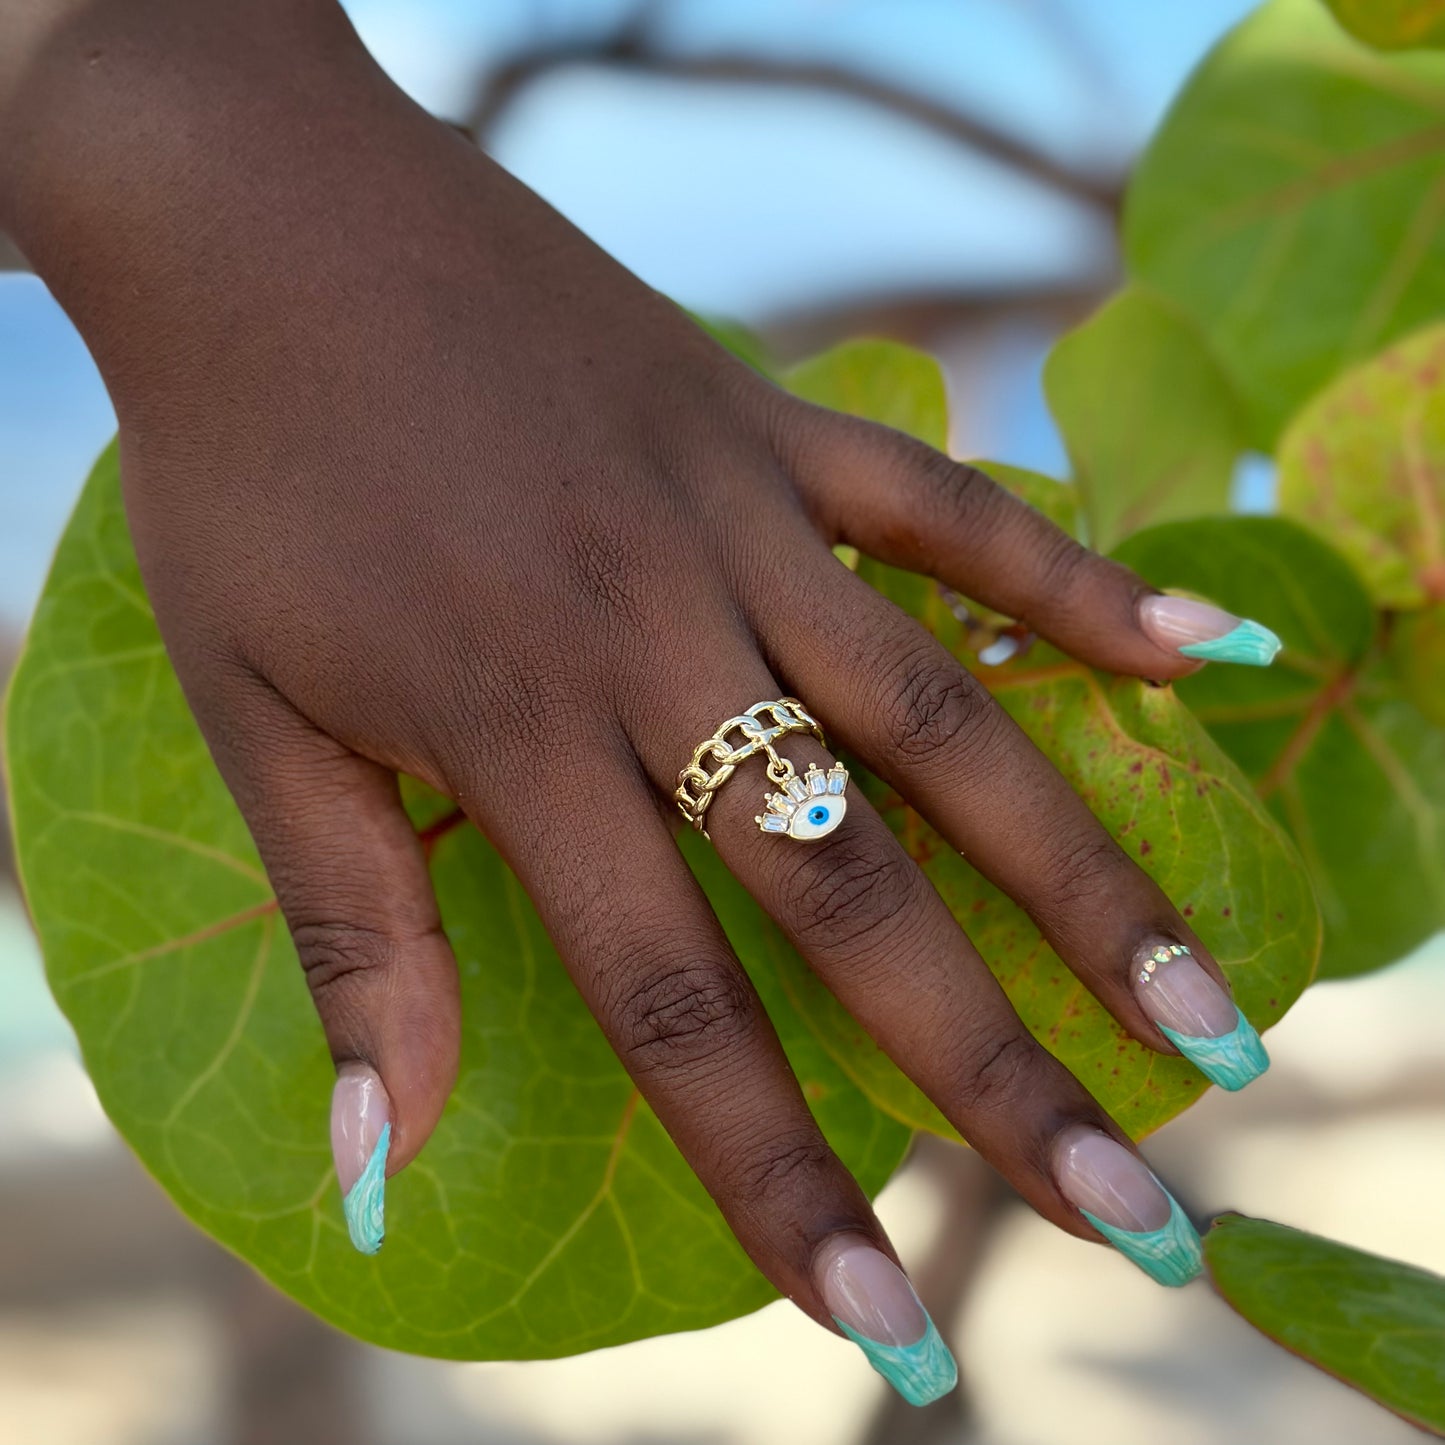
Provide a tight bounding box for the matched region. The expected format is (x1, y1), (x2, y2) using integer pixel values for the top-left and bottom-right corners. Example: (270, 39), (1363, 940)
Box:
(674, 698), (850, 842)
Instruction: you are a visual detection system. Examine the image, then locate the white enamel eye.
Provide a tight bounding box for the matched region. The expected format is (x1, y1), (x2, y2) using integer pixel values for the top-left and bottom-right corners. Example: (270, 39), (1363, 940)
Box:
(789, 792), (847, 840)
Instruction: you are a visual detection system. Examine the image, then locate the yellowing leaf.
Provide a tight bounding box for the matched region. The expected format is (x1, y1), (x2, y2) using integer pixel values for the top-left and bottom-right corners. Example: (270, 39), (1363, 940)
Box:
(845, 549), (1318, 1135)
(1116, 515), (1445, 978)
(1279, 322), (1445, 609)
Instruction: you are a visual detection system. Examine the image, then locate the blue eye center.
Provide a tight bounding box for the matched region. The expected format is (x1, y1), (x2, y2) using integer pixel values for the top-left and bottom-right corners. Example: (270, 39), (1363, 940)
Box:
(808, 805), (829, 824)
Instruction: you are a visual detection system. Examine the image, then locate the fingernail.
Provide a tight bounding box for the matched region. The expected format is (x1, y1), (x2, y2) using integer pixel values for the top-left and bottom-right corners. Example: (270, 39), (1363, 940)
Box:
(1134, 941), (1270, 1091)
(1138, 594), (1282, 666)
(330, 1064), (391, 1255)
(814, 1234), (958, 1407)
(1053, 1125), (1202, 1287)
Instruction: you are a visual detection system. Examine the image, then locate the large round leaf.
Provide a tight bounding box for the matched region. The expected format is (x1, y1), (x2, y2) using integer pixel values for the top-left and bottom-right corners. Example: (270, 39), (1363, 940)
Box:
(1116, 514), (1445, 978)
(7, 342), (1321, 1358)
(1044, 286), (1247, 550)
(804, 550), (1321, 1138)
(1278, 322), (1445, 609)
(3, 447), (911, 1360)
(1125, 0), (1445, 447)
(1206, 1215), (1445, 1436)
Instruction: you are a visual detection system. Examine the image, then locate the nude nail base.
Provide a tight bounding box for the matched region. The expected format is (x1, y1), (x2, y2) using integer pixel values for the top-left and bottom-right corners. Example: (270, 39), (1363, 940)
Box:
(1082, 1193), (1203, 1288)
(343, 1121), (390, 1255)
(1160, 1006), (1270, 1091)
(834, 1314), (959, 1407)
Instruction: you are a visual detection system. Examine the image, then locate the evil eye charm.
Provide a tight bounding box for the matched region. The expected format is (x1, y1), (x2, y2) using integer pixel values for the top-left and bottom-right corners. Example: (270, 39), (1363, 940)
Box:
(756, 762), (849, 841)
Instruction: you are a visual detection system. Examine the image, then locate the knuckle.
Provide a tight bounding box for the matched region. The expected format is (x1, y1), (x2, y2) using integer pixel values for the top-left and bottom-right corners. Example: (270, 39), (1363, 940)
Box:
(913, 449), (994, 517)
(291, 918), (399, 1000)
(613, 958), (756, 1075)
(1033, 526), (1093, 597)
(1045, 833), (1133, 918)
(956, 1030), (1040, 1116)
(878, 644), (996, 769)
(782, 831), (919, 959)
(735, 1131), (838, 1214)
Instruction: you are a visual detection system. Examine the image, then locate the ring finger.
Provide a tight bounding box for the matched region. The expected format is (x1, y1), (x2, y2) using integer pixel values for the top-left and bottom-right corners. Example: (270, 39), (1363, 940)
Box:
(758, 555), (1268, 1093)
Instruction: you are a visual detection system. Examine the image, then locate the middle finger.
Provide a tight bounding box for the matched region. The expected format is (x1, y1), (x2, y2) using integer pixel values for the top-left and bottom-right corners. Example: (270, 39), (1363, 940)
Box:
(636, 679), (1206, 1288)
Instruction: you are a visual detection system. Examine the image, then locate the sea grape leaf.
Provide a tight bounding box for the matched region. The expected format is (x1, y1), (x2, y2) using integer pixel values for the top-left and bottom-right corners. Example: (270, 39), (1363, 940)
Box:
(1206, 1215), (1445, 1436)
(1326, 0), (1445, 51)
(800, 548), (1320, 1139)
(1043, 286), (1247, 550)
(1278, 322), (1445, 609)
(3, 446), (911, 1360)
(1115, 515), (1445, 978)
(786, 339), (949, 450)
(1124, 0), (1445, 447)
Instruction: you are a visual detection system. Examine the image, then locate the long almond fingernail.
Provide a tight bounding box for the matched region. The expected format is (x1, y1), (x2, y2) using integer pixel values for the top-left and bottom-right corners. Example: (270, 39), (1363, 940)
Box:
(330, 1064), (391, 1255)
(1054, 1125), (1202, 1287)
(814, 1234), (958, 1406)
(1138, 593), (1282, 666)
(1134, 940), (1269, 1091)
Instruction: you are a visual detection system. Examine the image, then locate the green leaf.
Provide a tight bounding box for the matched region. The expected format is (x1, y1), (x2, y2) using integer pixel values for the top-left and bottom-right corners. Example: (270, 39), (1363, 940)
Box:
(1124, 0), (1445, 447)
(1278, 322), (1445, 609)
(831, 551), (1319, 1137)
(1206, 1215), (1445, 1435)
(785, 339), (949, 450)
(3, 446), (910, 1361)
(1115, 515), (1445, 977)
(1043, 286), (1247, 550)
(1326, 0), (1445, 51)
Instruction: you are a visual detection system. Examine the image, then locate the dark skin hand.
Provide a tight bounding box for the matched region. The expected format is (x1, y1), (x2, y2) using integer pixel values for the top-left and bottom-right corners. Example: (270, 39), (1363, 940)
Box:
(4, 0), (1271, 1399)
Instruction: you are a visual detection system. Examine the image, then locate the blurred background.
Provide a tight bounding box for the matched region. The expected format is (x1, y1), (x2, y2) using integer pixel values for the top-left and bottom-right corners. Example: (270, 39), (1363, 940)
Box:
(2, 2), (1443, 1443)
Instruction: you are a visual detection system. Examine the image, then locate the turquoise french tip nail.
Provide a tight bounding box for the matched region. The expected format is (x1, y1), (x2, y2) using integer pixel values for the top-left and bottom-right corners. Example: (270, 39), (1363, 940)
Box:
(343, 1121), (391, 1255)
(1177, 619), (1282, 667)
(1160, 1006), (1270, 1092)
(1082, 1193), (1204, 1288)
(834, 1314), (959, 1407)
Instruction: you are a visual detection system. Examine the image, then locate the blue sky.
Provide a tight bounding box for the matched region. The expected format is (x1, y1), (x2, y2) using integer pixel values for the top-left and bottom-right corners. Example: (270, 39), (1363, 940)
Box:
(0, 0), (1258, 635)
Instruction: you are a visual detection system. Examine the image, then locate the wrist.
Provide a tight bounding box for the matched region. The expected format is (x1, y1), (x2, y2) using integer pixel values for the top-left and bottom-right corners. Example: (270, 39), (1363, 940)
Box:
(1, 0), (467, 395)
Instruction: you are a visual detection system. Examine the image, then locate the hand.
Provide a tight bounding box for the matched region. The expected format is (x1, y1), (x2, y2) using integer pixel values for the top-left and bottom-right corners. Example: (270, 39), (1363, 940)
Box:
(3, 3), (1277, 1406)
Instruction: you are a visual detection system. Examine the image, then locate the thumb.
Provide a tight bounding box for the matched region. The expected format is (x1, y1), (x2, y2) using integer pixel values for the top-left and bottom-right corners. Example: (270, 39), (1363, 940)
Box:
(203, 678), (461, 1255)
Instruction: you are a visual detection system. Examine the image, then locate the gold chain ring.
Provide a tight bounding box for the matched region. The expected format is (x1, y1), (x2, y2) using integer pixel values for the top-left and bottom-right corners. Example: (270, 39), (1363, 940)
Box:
(674, 697), (851, 842)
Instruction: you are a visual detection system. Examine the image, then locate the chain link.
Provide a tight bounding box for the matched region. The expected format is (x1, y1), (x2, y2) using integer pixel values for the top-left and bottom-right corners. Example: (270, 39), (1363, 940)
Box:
(674, 698), (826, 837)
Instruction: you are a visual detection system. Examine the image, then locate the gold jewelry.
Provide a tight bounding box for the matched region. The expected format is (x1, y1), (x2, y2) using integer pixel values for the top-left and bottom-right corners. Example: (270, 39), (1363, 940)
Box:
(674, 697), (851, 842)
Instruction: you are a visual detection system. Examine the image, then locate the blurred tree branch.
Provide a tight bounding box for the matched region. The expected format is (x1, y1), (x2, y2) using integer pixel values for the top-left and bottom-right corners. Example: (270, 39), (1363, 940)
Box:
(467, 26), (1122, 217)
(764, 279), (1108, 360)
